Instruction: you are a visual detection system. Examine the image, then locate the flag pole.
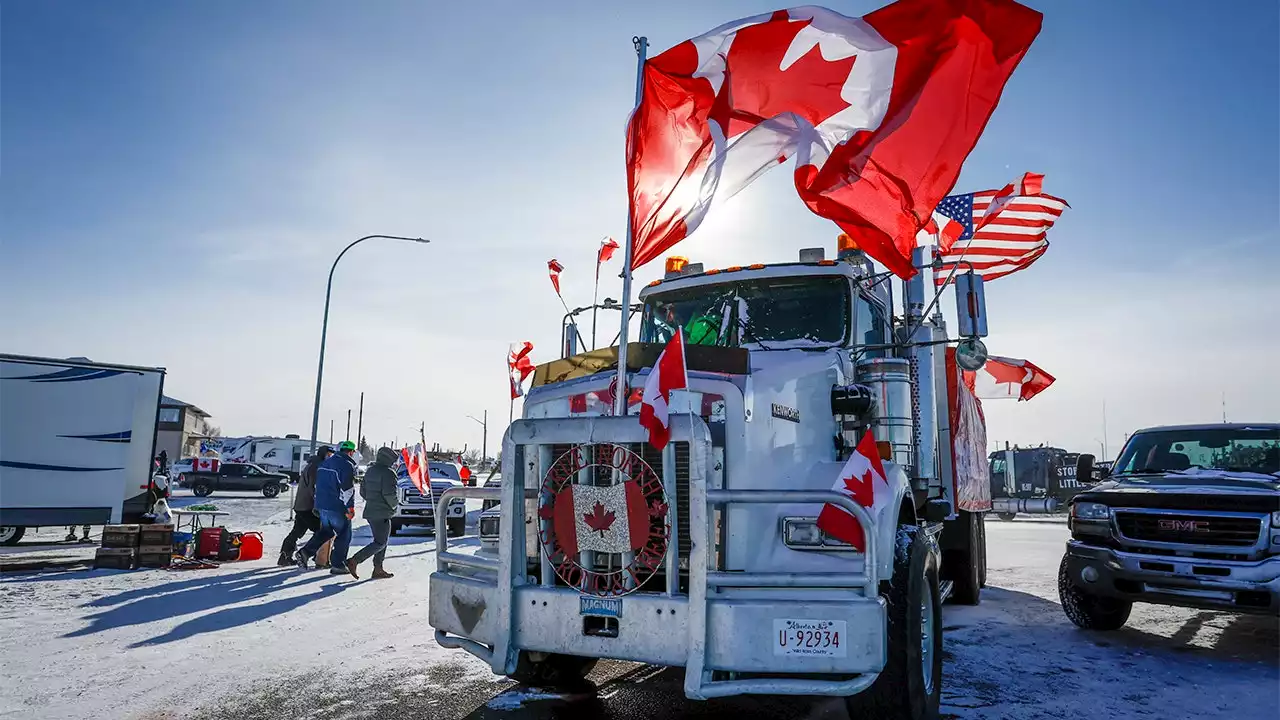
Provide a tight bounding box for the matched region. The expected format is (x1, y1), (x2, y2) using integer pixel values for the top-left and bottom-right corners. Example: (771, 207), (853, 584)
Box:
(592, 254), (601, 350)
(614, 35), (648, 416)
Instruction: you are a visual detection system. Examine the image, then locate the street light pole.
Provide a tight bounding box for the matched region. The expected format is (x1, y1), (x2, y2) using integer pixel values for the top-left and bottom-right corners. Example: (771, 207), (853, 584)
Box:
(309, 235), (429, 454)
(466, 411), (488, 461)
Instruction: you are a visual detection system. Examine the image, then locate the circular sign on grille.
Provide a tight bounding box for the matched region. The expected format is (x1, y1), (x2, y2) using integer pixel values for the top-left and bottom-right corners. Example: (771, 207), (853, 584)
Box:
(537, 443), (670, 597)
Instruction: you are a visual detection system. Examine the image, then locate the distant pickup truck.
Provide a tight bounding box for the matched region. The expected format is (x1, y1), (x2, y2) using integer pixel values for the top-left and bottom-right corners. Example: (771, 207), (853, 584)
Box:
(1060, 423), (1280, 629)
(183, 462), (291, 498)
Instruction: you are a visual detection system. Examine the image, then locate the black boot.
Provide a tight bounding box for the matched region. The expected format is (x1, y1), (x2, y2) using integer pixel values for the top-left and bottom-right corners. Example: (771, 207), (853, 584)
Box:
(277, 551), (295, 567)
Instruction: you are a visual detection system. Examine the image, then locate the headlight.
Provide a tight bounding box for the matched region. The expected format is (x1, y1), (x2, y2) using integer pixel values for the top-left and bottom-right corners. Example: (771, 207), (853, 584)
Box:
(479, 516), (500, 538)
(1072, 502), (1111, 520)
(1270, 510), (1280, 527)
(783, 518), (823, 546)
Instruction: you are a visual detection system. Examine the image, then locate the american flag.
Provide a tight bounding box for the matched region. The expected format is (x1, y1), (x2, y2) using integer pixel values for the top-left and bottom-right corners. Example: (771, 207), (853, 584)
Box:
(933, 190), (1068, 286)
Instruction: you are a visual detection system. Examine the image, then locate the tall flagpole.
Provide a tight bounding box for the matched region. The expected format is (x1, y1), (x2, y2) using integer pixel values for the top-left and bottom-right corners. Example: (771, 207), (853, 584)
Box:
(614, 35), (648, 416)
(592, 253), (601, 350)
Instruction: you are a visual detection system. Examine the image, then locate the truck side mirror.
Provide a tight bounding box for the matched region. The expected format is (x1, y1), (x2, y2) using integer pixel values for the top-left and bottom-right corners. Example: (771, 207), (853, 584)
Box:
(1076, 453), (1096, 483)
(954, 273), (988, 338)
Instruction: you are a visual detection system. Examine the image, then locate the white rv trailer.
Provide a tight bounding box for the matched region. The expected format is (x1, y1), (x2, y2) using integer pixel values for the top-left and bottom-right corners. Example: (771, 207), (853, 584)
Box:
(0, 354), (165, 545)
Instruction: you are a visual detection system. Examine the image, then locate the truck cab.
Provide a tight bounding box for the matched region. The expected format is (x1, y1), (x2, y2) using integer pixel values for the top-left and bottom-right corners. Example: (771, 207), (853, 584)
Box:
(1060, 423), (1280, 628)
(429, 242), (994, 718)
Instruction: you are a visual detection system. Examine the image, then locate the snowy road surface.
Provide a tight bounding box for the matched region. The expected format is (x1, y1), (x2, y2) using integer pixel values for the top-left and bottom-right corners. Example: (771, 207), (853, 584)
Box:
(1, 516), (1275, 720)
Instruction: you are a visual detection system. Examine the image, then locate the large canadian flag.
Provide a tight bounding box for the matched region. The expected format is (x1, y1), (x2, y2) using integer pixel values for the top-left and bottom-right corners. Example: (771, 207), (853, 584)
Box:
(400, 444), (429, 496)
(639, 331), (689, 450)
(965, 355), (1055, 401)
(817, 430), (891, 551)
(626, 0), (1042, 279)
(552, 481), (653, 556)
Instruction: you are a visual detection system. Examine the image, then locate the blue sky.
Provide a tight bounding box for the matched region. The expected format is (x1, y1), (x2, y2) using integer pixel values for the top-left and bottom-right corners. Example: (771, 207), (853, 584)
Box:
(3, 0), (1277, 456)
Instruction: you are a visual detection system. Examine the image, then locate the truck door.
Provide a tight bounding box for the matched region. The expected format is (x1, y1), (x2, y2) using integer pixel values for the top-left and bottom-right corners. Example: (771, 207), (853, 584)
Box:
(220, 464), (248, 490)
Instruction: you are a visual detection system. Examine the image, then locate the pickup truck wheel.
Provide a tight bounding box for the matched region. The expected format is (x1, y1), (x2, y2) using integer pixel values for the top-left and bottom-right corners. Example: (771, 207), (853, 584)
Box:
(845, 525), (942, 720)
(447, 517), (465, 537)
(509, 651), (598, 689)
(262, 484), (281, 498)
(192, 482), (213, 497)
(0, 526), (25, 546)
(1058, 555), (1131, 630)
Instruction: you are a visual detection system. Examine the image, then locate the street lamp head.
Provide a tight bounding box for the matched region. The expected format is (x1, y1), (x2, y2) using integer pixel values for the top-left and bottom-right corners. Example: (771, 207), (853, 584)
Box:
(409, 237), (430, 244)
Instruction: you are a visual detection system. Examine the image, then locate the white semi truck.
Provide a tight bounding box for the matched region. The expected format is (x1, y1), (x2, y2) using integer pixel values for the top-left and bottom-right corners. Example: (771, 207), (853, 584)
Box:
(0, 354), (166, 545)
(429, 239), (994, 719)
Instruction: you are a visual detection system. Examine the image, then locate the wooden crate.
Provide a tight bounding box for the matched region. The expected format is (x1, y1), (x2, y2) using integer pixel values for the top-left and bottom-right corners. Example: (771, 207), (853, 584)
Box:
(102, 525), (141, 549)
(94, 548), (136, 570)
(139, 524), (174, 548)
(137, 545), (173, 568)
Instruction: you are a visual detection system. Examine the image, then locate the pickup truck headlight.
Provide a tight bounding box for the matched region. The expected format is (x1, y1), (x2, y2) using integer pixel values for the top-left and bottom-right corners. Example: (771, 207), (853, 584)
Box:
(1071, 502), (1111, 521)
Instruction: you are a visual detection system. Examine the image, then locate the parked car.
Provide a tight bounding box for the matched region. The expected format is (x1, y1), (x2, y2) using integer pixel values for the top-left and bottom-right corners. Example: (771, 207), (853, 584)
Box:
(186, 462), (291, 498)
(1060, 423), (1280, 630)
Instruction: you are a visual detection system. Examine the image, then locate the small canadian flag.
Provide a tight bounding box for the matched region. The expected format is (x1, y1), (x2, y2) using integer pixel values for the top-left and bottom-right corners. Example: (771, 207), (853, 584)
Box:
(816, 430), (890, 551)
(639, 330), (688, 450)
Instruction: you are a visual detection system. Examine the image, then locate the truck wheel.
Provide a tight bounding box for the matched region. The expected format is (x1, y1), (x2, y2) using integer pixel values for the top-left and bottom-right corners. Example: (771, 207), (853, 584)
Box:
(845, 526), (942, 720)
(509, 651), (598, 689)
(262, 484), (280, 499)
(192, 482), (213, 497)
(1058, 555), (1131, 631)
(943, 511), (982, 606)
(447, 517), (465, 537)
(996, 512), (1017, 521)
(977, 516), (987, 589)
(0, 526), (25, 546)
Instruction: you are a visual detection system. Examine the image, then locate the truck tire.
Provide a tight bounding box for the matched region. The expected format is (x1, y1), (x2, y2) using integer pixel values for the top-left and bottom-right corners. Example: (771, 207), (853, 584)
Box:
(996, 512), (1017, 521)
(0, 526), (25, 546)
(192, 482), (213, 497)
(845, 526), (942, 720)
(1058, 555), (1131, 631)
(447, 517), (465, 537)
(943, 511), (982, 606)
(509, 651), (598, 689)
(977, 516), (987, 589)
(262, 484), (281, 499)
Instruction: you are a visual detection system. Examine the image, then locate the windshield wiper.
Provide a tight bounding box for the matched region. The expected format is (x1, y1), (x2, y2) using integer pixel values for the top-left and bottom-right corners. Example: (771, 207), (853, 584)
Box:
(1127, 467), (1191, 475)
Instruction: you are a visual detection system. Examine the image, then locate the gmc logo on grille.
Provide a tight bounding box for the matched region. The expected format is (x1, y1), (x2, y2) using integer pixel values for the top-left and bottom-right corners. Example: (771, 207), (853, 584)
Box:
(1159, 519), (1210, 532)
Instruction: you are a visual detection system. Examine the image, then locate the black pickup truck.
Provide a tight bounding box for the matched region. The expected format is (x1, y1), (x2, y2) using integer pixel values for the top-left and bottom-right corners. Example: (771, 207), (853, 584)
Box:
(1059, 423), (1279, 629)
(183, 462), (292, 499)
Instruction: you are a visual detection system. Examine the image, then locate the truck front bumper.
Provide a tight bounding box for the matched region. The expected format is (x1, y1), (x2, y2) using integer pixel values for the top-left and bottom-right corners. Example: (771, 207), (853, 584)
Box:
(1065, 540), (1280, 615)
(395, 502), (463, 525)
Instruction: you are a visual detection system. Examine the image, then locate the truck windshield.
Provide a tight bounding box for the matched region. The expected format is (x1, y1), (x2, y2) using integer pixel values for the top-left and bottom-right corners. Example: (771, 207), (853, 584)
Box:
(639, 276), (849, 348)
(1113, 427), (1280, 475)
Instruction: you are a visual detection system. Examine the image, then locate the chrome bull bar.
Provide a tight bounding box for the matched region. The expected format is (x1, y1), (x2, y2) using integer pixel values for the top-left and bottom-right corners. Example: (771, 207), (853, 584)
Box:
(429, 414), (883, 700)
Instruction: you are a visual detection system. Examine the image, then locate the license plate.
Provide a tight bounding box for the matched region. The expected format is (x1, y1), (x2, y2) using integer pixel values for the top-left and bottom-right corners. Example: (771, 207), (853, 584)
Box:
(773, 619), (846, 657)
(580, 596), (622, 618)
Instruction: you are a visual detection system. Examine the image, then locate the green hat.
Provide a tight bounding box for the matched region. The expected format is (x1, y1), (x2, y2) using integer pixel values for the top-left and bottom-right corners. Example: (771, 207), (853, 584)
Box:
(339, 440), (356, 452)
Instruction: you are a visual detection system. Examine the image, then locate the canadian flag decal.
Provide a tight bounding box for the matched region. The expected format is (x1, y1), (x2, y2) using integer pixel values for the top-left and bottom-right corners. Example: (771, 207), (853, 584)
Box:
(551, 482), (652, 557)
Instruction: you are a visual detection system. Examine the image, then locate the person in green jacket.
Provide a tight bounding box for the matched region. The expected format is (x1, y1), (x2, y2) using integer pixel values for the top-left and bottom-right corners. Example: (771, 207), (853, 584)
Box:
(346, 446), (400, 579)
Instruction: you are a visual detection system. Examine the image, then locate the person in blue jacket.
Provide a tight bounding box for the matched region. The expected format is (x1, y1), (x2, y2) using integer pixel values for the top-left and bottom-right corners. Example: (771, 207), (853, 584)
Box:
(295, 440), (358, 575)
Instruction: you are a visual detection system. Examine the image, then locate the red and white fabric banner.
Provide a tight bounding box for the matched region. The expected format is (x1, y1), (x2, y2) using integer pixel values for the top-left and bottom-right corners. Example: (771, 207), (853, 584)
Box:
(547, 259), (564, 295)
(639, 330), (689, 450)
(597, 237), (619, 266)
(626, 0), (1042, 279)
(508, 341), (535, 399)
(552, 481), (652, 556)
(816, 430), (890, 551)
(400, 444), (429, 495)
(965, 355), (1055, 401)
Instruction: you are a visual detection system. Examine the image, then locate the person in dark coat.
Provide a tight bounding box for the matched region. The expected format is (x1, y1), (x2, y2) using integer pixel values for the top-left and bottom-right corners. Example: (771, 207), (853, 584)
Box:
(277, 445), (331, 566)
(296, 440), (358, 574)
(346, 447), (401, 579)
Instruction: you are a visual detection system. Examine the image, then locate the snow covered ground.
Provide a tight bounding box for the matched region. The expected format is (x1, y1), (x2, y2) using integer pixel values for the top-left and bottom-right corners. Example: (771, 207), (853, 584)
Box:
(1, 514), (1275, 720)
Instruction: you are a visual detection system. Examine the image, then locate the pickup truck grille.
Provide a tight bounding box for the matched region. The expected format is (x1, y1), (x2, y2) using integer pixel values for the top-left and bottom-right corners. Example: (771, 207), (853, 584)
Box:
(403, 487), (445, 508)
(1115, 511), (1262, 547)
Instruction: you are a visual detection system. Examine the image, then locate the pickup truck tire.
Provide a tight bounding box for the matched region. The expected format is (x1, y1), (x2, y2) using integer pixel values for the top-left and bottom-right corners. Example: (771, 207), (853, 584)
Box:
(447, 517), (465, 537)
(1058, 555), (1131, 631)
(509, 651), (598, 689)
(0, 526), (25, 546)
(262, 484), (281, 499)
(845, 525), (942, 720)
(941, 510), (982, 606)
(192, 482), (213, 497)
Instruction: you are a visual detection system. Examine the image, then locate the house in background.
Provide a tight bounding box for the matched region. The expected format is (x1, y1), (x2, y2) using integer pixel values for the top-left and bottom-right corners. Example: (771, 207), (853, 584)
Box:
(155, 395), (212, 460)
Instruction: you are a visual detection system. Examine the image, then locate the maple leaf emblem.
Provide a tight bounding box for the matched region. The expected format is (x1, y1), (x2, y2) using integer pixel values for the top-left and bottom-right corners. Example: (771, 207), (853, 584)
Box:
(648, 500), (669, 519)
(842, 469), (875, 507)
(583, 502), (616, 537)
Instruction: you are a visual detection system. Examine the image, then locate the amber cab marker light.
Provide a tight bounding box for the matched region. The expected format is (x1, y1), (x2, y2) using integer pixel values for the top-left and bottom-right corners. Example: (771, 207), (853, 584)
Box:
(705, 268), (722, 275)
(748, 263), (766, 270)
(647, 279), (662, 287)
(725, 265), (743, 272)
(818, 259), (837, 266)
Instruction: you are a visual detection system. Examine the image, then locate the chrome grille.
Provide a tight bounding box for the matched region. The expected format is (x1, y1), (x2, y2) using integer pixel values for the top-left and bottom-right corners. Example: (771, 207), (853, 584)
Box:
(1115, 511), (1262, 547)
